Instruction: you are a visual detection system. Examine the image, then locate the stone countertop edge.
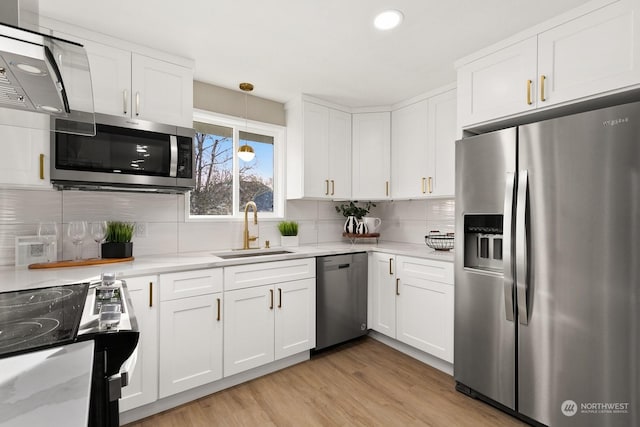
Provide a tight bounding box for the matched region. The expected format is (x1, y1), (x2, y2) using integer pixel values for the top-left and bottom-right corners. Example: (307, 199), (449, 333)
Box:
(0, 242), (454, 292)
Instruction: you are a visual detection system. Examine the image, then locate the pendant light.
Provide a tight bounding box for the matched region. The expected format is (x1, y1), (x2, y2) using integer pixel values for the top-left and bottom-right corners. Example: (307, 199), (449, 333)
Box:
(238, 82), (256, 162)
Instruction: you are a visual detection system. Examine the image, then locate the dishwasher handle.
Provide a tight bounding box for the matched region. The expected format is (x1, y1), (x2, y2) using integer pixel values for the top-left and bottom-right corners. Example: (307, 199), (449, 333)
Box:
(338, 264), (350, 269)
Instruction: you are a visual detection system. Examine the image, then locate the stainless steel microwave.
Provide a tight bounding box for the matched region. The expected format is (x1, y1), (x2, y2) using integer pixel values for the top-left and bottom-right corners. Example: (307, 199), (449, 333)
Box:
(50, 114), (195, 193)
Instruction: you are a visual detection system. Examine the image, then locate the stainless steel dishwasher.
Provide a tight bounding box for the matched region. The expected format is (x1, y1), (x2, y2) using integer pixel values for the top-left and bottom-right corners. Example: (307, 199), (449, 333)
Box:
(315, 252), (368, 350)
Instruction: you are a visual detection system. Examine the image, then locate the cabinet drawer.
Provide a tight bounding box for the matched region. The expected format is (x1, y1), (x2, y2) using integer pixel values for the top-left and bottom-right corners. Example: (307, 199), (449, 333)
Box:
(224, 258), (316, 291)
(160, 268), (223, 301)
(396, 256), (453, 285)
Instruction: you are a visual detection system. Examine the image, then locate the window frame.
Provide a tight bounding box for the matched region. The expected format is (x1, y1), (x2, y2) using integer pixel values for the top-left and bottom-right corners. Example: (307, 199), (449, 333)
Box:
(187, 109), (285, 221)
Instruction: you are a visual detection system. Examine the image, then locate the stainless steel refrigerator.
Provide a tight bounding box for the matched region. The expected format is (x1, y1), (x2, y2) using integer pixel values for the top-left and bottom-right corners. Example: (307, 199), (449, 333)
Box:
(454, 101), (640, 427)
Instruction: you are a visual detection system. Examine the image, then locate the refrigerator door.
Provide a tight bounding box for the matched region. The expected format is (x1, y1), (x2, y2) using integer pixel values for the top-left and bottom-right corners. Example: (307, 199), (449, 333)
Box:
(518, 102), (640, 427)
(454, 128), (517, 410)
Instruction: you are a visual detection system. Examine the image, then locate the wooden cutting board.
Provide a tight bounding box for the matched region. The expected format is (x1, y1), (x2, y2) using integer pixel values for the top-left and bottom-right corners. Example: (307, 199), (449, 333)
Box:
(28, 257), (135, 269)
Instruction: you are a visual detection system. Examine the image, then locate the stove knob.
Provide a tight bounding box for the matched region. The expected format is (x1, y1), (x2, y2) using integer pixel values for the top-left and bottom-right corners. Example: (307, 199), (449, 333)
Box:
(101, 272), (116, 286)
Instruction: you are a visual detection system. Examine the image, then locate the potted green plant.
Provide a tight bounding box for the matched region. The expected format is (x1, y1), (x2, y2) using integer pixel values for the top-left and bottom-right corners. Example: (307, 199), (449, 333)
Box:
(102, 221), (135, 258)
(335, 201), (375, 233)
(278, 220), (299, 247)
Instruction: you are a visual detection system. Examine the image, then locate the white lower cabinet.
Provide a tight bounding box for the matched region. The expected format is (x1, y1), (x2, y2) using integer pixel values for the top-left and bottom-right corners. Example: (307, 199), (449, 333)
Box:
(224, 258), (316, 377)
(119, 275), (158, 412)
(369, 252), (454, 363)
(223, 285), (275, 377)
(158, 269), (223, 398)
(395, 256), (454, 363)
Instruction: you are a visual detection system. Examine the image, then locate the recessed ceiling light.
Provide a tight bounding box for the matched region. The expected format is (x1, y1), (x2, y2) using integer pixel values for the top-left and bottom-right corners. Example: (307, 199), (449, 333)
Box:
(374, 10), (403, 31)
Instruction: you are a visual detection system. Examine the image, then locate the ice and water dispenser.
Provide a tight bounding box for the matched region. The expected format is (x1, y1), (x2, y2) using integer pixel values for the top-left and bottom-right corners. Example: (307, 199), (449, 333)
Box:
(463, 214), (503, 272)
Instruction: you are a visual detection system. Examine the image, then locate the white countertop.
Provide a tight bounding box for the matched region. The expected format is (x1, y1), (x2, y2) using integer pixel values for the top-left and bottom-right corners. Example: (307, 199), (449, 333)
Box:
(0, 242), (453, 292)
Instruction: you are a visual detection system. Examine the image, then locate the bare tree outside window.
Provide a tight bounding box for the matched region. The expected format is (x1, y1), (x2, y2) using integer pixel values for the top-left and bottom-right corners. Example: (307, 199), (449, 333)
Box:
(190, 122), (275, 217)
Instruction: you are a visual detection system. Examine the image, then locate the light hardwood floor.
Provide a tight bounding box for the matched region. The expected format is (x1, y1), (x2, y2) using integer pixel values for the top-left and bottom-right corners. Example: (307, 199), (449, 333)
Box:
(125, 337), (526, 426)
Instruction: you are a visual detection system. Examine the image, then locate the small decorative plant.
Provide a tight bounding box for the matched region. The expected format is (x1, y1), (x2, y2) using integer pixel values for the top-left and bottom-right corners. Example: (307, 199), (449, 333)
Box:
(102, 221), (135, 258)
(335, 201), (376, 219)
(105, 221), (135, 243)
(277, 221), (299, 236)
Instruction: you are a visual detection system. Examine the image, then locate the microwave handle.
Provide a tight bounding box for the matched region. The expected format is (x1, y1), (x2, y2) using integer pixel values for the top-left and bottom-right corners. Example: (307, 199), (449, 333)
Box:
(169, 135), (178, 177)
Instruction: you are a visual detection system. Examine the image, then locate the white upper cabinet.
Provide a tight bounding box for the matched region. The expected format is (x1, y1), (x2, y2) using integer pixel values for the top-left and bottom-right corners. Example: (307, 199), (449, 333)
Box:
(352, 112), (391, 200)
(286, 99), (351, 199)
(457, 37), (538, 128)
(457, 0), (639, 129)
(49, 24), (193, 128)
(391, 100), (429, 199)
(131, 54), (193, 127)
(428, 89), (457, 197)
(391, 88), (457, 199)
(537, 0), (639, 107)
(0, 119), (51, 189)
(82, 40), (132, 117)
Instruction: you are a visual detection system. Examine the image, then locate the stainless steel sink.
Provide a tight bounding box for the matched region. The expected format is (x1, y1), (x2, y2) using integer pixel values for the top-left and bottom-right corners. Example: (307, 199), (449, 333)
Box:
(214, 249), (293, 259)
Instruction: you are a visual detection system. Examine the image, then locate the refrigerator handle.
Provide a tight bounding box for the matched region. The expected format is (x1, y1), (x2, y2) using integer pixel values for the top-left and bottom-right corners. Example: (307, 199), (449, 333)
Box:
(516, 170), (530, 325)
(503, 172), (516, 322)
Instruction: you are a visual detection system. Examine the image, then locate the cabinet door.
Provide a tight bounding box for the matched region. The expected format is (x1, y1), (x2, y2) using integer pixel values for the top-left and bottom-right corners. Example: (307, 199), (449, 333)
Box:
(83, 40), (132, 117)
(0, 123), (50, 188)
(391, 100), (429, 199)
(224, 285), (274, 376)
(457, 37), (537, 128)
(274, 278), (316, 359)
(352, 112), (391, 199)
(396, 257), (454, 362)
(131, 54), (193, 127)
(368, 253), (396, 337)
(302, 102), (330, 198)
(428, 89), (457, 197)
(120, 276), (158, 411)
(159, 293), (223, 397)
(538, 0), (639, 107)
(327, 108), (352, 199)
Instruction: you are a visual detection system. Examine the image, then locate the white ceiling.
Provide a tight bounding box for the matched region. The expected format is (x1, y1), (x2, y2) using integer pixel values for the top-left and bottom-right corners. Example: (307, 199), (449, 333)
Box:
(40, 0), (589, 107)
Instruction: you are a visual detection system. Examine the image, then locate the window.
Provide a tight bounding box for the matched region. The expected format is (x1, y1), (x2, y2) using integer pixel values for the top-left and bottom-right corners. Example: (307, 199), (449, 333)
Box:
(188, 110), (284, 219)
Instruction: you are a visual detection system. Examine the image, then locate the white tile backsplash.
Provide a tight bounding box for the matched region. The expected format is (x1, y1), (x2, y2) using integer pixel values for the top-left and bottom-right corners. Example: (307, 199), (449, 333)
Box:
(0, 186), (455, 266)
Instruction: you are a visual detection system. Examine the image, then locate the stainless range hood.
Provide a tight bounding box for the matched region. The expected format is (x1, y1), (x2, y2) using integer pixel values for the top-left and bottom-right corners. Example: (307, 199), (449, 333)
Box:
(0, 0), (95, 136)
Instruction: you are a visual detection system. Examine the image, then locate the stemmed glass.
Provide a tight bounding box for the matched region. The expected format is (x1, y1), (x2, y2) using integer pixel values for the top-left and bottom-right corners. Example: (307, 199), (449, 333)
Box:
(90, 221), (107, 259)
(67, 221), (87, 260)
(37, 222), (58, 263)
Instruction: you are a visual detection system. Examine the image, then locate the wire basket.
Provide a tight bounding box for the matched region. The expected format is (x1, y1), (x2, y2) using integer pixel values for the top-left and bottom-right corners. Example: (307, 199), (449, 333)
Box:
(425, 231), (454, 251)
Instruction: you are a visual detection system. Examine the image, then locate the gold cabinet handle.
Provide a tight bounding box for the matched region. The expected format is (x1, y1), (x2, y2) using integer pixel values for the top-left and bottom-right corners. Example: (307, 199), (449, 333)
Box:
(216, 297), (221, 321)
(325, 179), (329, 195)
(39, 154), (45, 180)
(396, 278), (400, 296)
(428, 177), (433, 194)
(123, 89), (128, 115)
(526, 80), (533, 105)
(149, 282), (153, 307)
(135, 91), (140, 116)
(331, 180), (335, 196)
(269, 289), (274, 310)
(540, 75), (546, 102)
(421, 177), (426, 194)
(389, 258), (393, 275)
(278, 288), (282, 308)
(386, 181), (389, 196)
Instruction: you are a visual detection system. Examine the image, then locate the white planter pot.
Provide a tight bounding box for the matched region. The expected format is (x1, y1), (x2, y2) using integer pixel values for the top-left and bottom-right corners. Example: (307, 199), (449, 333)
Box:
(281, 235), (299, 247)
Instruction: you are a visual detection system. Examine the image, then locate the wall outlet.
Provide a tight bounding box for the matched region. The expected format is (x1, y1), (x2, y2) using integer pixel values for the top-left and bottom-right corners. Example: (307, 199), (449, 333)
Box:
(135, 222), (148, 238)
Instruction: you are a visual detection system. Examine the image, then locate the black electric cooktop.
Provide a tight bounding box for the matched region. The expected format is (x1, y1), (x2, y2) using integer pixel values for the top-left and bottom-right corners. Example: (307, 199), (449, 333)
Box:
(0, 283), (89, 359)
